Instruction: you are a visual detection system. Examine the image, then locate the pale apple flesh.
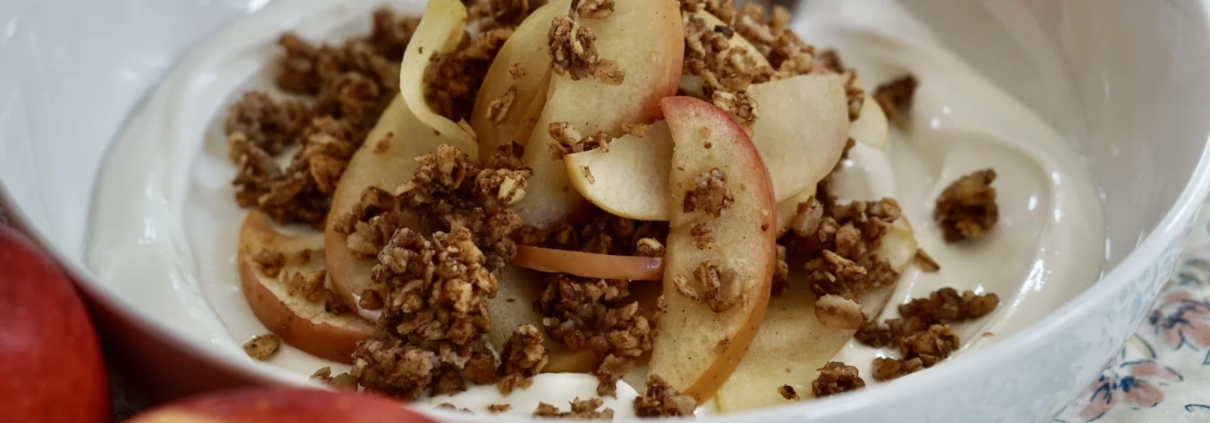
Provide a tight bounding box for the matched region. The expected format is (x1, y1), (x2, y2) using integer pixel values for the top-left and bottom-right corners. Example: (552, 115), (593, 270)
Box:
(470, 0), (567, 162)
(747, 74), (851, 203)
(240, 211), (375, 364)
(714, 217), (918, 412)
(850, 93), (888, 150)
(512, 245), (664, 281)
(648, 97), (777, 403)
(513, 0), (684, 229)
(488, 265), (598, 373)
(399, 0), (476, 146)
(564, 121), (674, 221)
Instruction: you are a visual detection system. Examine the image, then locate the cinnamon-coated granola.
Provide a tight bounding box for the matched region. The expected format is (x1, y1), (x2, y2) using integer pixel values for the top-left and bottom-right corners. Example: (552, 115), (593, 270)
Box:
(425, 28), (514, 124)
(534, 398), (614, 419)
(935, 169), (999, 243)
(243, 334), (282, 361)
(633, 375), (697, 417)
(874, 74), (919, 129)
(812, 361), (865, 397)
(548, 13), (623, 84)
(497, 324), (550, 395)
(683, 168), (734, 216)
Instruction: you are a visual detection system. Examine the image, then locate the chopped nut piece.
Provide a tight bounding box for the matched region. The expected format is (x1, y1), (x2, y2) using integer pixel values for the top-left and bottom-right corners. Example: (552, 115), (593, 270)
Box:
(871, 356), (923, 382)
(486, 85), (517, 126)
(633, 375), (696, 417)
(814, 294), (866, 329)
(874, 74), (919, 129)
(533, 398), (614, 419)
(778, 385), (800, 401)
(243, 334), (281, 361)
(488, 404), (512, 414)
(914, 248), (940, 272)
(577, 0), (615, 19)
(935, 169), (998, 243)
(252, 249), (286, 278)
(683, 168), (734, 216)
(812, 361), (865, 397)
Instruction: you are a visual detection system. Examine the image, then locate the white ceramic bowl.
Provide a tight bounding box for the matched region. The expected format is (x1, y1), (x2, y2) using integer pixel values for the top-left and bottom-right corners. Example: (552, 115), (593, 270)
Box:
(3, 0), (1210, 422)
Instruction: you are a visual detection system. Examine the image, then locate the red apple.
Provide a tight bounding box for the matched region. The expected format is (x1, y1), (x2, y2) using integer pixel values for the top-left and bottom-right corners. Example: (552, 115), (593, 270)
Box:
(128, 387), (434, 423)
(512, 245), (664, 281)
(0, 225), (110, 423)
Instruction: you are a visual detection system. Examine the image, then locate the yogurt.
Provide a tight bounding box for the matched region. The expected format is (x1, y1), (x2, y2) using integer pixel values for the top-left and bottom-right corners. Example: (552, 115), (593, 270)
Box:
(84, 0), (1105, 415)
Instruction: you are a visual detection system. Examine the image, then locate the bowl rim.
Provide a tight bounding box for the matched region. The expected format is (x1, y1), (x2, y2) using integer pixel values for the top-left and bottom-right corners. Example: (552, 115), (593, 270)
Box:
(3, 8), (1210, 423)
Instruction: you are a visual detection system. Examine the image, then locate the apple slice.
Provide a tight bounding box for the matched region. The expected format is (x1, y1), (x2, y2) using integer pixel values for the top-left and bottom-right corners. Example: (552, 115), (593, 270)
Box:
(775, 188), (815, 238)
(648, 97), (777, 403)
(399, 0), (476, 146)
(487, 265), (598, 373)
(512, 0), (684, 229)
(678, 10), (772, 99)
(714, 217), (918, 412)
(850, 94), (888, 150)
(239, 211), (375, 364)
(512, 245), (664, 281)
(470, 0), (568, 161)
(747, 74), (851, 203)
(564, 121), (674, 221)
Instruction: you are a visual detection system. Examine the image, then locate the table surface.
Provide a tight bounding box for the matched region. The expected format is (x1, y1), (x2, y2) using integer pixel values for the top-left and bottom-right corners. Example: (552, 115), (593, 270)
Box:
(104, 198), (1210, 422)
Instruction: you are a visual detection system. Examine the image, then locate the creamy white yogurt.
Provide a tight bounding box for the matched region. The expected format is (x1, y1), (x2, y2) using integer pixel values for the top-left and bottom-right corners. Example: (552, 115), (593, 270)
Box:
(84, 0), (1104, 413)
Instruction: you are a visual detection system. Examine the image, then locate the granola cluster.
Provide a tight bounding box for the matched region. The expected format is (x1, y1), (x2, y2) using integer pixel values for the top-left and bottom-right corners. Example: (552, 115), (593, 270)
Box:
(874, 74), (919, 129)
(935, 169), (999, 243)
(811, 361), (865, 397)
(683, 168), (734, 217)
(227, 10), (421, 226)
(548, 9), (624, 84)
(517, 210), (669, 257)
(425, 28), (514, 124)
(547, 121), (612, 158)
(856, 287), (1000, 381)
(498, 324), (551, 394)
(633, 375), (697, 417)
(243, 334), (282, 361)
(534, 398), (615, 419)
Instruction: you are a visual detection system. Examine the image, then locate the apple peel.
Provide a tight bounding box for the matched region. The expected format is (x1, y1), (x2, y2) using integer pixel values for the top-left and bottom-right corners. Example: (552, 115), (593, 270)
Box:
(512, 245), (664, 281)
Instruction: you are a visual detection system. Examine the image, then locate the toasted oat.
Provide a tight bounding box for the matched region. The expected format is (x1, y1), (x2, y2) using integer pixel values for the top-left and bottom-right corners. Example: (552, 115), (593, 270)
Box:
(577, 0), (615, 19)
(580, 166), (596, 184)
(874, 74), (919, 129)
(633, 375), (696, 417)
(549, 16), (603, 81)
(690, 223), (714, 250)
(681, 8), (774, 100)
(690, 261), (741, 313)
(282, 269), (326, 303)
(683, 168), (734, 216)
(871, 356), (924, 382)
(935, 169), (998, 243)
(900, 324), (960, 367)
(488, 404), (512, 414)
(533, 398), (614, 419)
(486, 85), (518, 127)
(712, 90), (758, 125)
(596, 354), (636, 397)
(310, 367), (358, 389)
(497, 324), (550, 395)
(914, 248), (940, 272)
(814, 294), (866, 329)
(252, 249), (286, 278)
(778, 385), (800, 401)
(622, 123), (649, 137)
(812, 361), (865, 397)
(243, 334), (282, 361)
(635, 238), (665, 257)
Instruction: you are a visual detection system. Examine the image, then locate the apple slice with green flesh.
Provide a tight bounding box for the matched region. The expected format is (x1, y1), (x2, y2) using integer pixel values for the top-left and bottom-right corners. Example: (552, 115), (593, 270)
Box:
(399, 0), (477, 146)
(326, 0), (482, 310)
(714, 216), (918, 412)
(470, 0), (568, 161)
(850, 94), (888, 149)
(512, 245), (664, 281)
(513, 0), (684, 229)
(678, 11), (771, 99)
(564, 121), (674, 221)
(648, 97), (777, 403)
(487, 265), (597, 373)
(747, 74), (851, 203)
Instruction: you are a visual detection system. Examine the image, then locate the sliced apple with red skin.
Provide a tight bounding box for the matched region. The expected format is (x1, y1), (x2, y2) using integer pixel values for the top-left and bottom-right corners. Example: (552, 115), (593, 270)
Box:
(747, 74), (851, 203)
(240, 211), (375, 364)
(470, 0), (568, 161)
(648, 97), (777, 403)
(326, 0), (480, 311)
(512, 245), (664, 281)
(564, 121), (674, 221)
(715, 216), (918, 412)
(488, 265), (598, 373)
(850, 93), (888, 150)
(513, 0), (684, 229)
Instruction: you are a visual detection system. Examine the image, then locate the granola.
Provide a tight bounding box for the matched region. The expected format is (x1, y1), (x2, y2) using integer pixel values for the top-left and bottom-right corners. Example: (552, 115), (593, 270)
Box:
(633, 375), (697, 418)
(935, 169), (999, 243)
(533, 398), (614, 419)
(425, 28), (514, 123)
(497, 324), (550, 395)
(812, 361), (865, 397)
(243, 334), (282, 361)
(683, 168), (734, 216)
(874, 74), (919, 129)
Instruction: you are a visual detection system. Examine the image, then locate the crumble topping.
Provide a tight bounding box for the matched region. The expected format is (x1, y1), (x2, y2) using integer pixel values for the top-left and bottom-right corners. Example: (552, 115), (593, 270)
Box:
(227, 10), (421, 226)
(874, 74), (919, 129)
(935, 169), (999, 243)
(282, 269), (326, 303)
(622, 123), (649, 137)
(635, 238), (666, 257)
(243, 334), (282, 361)
(914, 248), (940, 272)
(712, 90), (758, 126)
(497, 324), (550, 395)
(425, 28), (514, 124)
(683, 168), (734, 216)
(778, 385), (800, 401)
(548, 15), (623, 84)
(812, 361), (865, 397)
(633, 375), (697, 418)
(857, 288), (1000, 381)
(310, 366), (359, 389)
(871, 356), (923, 382)
(580, 166), (596, 184)
(690, 223), (714, 249)
(486, 85), (518, 127)
(252, 249), (286, 278)
(534, 398), (614, 419)
(488, 404), (512, 414)
(576, 0), (615, 19)
(548, 121), (611, 158)
(771, 244), (790, 295)
(814, 294), (865, 329)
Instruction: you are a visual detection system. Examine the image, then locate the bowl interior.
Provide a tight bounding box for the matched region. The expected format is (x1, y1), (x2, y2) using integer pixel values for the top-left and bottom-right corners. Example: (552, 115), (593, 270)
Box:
(1, 0), (1209, 419)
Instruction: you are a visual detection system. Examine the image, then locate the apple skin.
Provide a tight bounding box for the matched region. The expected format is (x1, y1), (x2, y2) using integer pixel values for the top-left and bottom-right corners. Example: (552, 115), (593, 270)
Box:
(0, 226), (111, 423)
(127, 387), (434, 423)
